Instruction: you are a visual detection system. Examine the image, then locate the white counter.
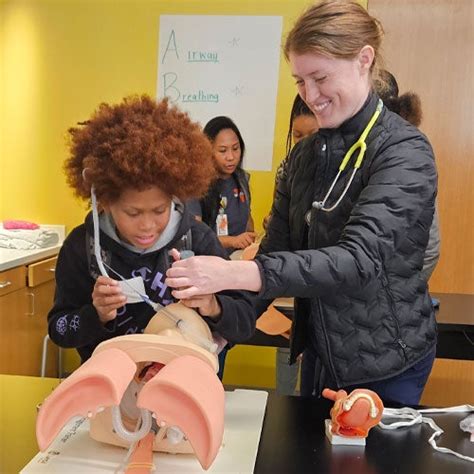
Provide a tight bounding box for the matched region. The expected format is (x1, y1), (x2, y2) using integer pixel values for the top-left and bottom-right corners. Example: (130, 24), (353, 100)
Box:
(0, 225), (65, 272)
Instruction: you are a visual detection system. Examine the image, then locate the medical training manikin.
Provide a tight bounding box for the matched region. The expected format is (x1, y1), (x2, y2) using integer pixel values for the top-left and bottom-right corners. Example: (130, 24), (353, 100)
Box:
(36, 302), (225, 471)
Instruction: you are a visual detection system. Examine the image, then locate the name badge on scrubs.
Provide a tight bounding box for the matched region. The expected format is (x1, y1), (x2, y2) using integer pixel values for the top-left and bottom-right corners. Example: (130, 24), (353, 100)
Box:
(216, 212), (229, 236)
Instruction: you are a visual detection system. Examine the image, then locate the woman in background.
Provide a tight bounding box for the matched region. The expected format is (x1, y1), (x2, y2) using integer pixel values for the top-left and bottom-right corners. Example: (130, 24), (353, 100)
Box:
(190, 116), (255, 255)
(277, 94), (320, 196)
(264, 94), (319, 230)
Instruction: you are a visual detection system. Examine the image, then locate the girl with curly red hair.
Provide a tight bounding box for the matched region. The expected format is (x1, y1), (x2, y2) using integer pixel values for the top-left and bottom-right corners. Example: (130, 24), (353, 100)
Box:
(48, 95), (256, 368)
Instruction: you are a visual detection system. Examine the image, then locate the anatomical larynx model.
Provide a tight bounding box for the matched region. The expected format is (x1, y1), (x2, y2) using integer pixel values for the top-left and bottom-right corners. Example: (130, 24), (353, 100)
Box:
(323, 388), (384, 445)
(36, 303), (225, 471)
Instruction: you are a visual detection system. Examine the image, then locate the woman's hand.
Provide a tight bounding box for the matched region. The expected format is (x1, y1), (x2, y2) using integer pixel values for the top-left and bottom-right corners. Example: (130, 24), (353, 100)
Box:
(167, 249), (222, 317)
(181, 294), (221, 320)
(92, 276), (127, 324)
(166, 256), (230, 297)
(165, 253), (262, 297)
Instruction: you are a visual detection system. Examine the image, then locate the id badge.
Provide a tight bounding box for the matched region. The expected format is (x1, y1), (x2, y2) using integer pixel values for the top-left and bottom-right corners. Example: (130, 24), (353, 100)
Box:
(216, 213), (229, 236)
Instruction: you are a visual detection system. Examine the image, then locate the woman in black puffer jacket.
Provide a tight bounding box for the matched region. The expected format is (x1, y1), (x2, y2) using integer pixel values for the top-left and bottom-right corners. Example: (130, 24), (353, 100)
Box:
(167, 1), (437, 405)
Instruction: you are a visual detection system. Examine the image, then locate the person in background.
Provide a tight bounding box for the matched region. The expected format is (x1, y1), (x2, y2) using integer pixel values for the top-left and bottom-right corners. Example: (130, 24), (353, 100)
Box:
(264, 94), (319, 230)
(48, 95), (256, 372)
(166, 1), (438, 405)
(187, 116), (256, 379)
(375, 69), (440, 281)
(266, 94), (319, 395)
(189, 116), (256, 254)
(277, 94), (320, 199)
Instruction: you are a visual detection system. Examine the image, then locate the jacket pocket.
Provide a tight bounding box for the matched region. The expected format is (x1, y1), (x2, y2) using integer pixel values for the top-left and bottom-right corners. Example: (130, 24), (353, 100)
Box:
(380, 271), (408, 361)
(315, 298), (340, 386)
(289, 298), (309, 364)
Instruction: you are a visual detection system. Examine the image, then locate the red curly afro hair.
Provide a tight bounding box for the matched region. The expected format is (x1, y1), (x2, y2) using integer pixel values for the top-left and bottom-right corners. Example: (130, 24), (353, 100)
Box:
(65, 95), (216, 204)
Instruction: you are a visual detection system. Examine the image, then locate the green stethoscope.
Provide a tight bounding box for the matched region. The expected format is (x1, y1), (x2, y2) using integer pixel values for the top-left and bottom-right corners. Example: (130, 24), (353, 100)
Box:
(311, 99), (383, 214)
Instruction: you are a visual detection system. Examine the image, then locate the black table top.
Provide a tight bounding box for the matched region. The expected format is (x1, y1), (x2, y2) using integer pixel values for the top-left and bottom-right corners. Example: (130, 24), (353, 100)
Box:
(246, 293), (474, 360)
(431, 293), (474, 331)
(271, 293), (474, 331)
(255, 393), (474, 474)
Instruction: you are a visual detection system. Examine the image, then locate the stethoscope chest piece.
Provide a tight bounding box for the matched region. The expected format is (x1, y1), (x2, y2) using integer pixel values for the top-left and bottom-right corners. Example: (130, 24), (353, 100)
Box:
(305, 201), (324, 225)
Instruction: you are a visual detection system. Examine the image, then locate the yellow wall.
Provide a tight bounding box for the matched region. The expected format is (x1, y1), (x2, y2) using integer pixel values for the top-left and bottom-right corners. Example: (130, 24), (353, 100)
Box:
(1, 0), (298, 231)
(1, 0), (365, 388)
(0, 1), (6, 218)
(0, 7), (2, 217)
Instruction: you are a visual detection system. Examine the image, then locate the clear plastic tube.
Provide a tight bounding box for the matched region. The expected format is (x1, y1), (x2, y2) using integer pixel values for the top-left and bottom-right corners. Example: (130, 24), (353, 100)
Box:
(101, 262), (217, 353)
(177, 319), (218, 353)
(111, 406), (152, 444)
(91, 186), (109, 278)
(114, 418), (140, 474)
(166, 426), (185, 445)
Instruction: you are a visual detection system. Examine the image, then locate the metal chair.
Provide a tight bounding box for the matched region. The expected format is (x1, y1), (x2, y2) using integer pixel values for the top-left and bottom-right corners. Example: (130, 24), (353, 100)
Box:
(41, 334), (63, 378)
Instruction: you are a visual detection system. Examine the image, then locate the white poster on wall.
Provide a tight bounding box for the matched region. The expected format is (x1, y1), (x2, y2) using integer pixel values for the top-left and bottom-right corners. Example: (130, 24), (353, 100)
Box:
(157, 15), (283, 171)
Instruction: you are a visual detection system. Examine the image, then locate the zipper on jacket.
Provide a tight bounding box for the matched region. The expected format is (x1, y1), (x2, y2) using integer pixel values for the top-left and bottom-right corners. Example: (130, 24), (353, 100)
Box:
(308, 138), (340, 386)
(317, 298), (340, 386)
(308, 137), (328, 249)
(380, 270), (408, 357)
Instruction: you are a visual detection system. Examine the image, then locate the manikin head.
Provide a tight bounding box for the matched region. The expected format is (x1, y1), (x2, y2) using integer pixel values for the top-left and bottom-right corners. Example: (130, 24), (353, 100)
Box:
(36, 303), (225, 470)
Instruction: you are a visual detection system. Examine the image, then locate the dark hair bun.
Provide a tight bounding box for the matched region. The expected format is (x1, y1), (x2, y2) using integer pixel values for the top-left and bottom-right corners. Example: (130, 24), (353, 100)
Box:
(385, 92), (422, 127)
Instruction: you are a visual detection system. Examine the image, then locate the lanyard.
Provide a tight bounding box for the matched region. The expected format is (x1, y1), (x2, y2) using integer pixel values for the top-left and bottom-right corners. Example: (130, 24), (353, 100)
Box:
(311, 99), (383, 214)
(219, 196), (227, 213)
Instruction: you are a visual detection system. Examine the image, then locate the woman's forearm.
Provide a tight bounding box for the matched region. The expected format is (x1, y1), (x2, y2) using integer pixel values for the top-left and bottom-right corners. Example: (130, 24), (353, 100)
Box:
(166, 256), (262, 297)
(228, 260), (262, 292)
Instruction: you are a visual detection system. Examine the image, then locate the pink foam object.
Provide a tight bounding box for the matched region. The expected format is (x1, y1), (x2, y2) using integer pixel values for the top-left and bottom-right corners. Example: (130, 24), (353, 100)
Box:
(35, 303), (226, 471)
(138, 354), (225, 470)
(36, 347), (136, 451)
(3, 219), (39, 230)
(93, 333), (218, 373)
(241, 242), (259, 260)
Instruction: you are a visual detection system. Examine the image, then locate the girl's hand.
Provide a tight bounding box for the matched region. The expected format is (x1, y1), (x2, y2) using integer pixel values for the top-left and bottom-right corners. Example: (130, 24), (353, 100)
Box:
(219, 232), (256, 249)
(239, 231), (257, 248)
(181, 294), (222, 320)
(92, 276), (127, 323)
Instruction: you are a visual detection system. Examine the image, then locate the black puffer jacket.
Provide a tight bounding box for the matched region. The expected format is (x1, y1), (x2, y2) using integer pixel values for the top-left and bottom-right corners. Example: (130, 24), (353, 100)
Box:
(255, 93), (437, 387)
